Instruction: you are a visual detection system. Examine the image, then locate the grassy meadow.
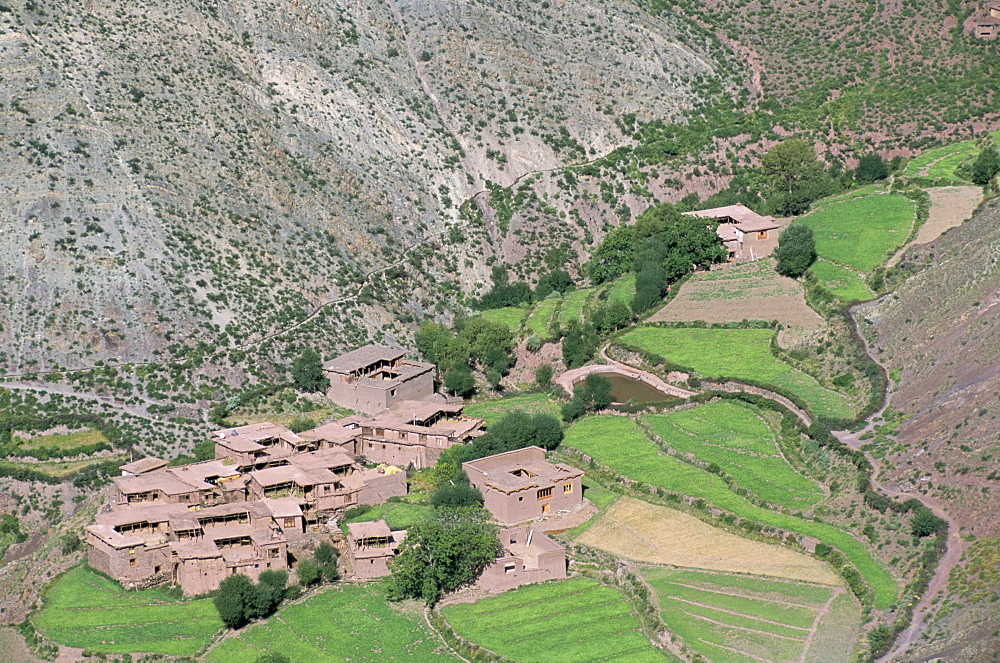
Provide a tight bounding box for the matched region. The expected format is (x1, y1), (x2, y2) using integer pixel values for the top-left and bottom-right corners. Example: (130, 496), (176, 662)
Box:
(526, 296), (561, 338)
(619, 327), (853, 420)
(205, 583), (454, 662)
(604, 272), (637, 306)
(796, 188), (915, 273)
(442, 577), (671, 662)
(35, 567), (222, 657)
(808, 259), (874, 303)
(559, 287), (595, 326)
(901, 140), (978, 181)
(565, 416), (897, 609)
(481, 306), (528, 332)
(645, 401), (825, 510)
(14, 427), (108, 452)
(643, 568), (859, 663)
(465, 392), (562, 427)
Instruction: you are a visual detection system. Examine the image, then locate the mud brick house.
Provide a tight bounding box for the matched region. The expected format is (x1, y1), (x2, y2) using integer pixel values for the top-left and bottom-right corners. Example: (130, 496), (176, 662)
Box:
(345, 520), (407, 579)
(463, 447), (584, 525)
(112, 460), (244, 509)
(684, 204), (781, 262)
(342, 400), (485, 469)
(86, 499), (295, 596)
(480, 526), (567, 592)
(212, 422), (320, 471)
(970, 3), (1000, 37)
(119, 457), (168, 476)
(323, 344), (435, 414)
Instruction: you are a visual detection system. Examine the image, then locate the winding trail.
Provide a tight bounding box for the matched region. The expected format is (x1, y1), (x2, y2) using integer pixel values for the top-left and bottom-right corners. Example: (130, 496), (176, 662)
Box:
(833, 308), (964, 662)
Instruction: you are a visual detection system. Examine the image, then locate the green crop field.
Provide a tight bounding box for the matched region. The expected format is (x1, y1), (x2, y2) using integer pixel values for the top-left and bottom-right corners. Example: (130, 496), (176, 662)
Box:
(605, 273), (637, 306)
(808, 259), (874, 303)
(902, 140), (977, 179)
(642, 568), (858, 663)
(619, 327), (853, 420)
(15, 427), (108, 451)
(565, 416), (897, 609)
(35, 567), (223, 656)
(796, 188), (915, 273)
(560, 287), (595, 326)
(481, 306), (528, 332)
(465, 392), (562, 427)
(344, 500), (431, 531)
(526, 296), (561, 338)
(442, 577), (670, 662)
(644, 401), (824, 510)
(206, 583), (455, 662)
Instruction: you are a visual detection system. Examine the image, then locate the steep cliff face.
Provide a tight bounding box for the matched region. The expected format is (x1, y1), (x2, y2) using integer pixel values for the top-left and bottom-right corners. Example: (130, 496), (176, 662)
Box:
(0, 0), (730, 374)
(859, 197), (1000, 660)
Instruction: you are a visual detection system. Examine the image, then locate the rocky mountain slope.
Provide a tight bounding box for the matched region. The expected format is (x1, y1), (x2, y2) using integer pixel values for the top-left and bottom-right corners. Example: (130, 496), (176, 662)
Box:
(0, 0), (734, 379)
(859, 197), (1000, 661)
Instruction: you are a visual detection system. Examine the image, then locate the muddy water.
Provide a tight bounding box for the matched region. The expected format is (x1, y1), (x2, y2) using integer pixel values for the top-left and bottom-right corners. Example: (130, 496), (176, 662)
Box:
(602, 372), (675, 403)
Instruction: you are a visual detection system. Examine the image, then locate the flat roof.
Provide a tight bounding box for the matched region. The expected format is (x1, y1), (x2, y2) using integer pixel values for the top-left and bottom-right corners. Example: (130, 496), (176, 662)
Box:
(120, 457), (168, 475)
(464, 446), (584, 493)
(298, 421), (362, 444)
(323, 345), (407, 373)
(347, 520), (392, 540)
(684, 204), (780, 232)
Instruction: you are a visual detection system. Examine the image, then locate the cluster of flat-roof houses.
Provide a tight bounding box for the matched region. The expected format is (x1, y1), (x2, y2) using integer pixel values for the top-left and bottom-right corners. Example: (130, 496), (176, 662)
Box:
(86, 345), (584, 596)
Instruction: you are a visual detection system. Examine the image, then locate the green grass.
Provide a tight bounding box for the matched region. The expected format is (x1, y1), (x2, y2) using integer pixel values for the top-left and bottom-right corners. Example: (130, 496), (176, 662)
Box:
(642, 567), (857, 663)
(35, 567), (223, 656)
(619, 327), (853, 420)
(526, 296), (561, 338)
(344, 501), (431, 531)
(808, 259), (874, 303)
(442, 577), (669, 662)
(16, 427), (108, 451)
(564, 478), (620, 539)
(481, 306), (528, 333)
(902, 140), (977, 179)
(560, 287), (595, 326)
(465, 392), (563, 427)
(796, 188), (915, 273)
(205, 583), (455, 662)
(644, 401), (824, 510)
(605, 273), (637, 306)
(565, 416), (897, 609)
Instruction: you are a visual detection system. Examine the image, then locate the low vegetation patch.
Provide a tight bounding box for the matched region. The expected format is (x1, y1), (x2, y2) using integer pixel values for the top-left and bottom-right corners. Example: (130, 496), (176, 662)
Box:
(619, 326), (853, 419)
(807, 259), (874, 303)
(465, 392), (562, 427)
(643, 568), (859, 663)
(442, 577), (669, 662)
(205, 582), (454, 662)
(481, 306), (528, 333)
(34, 566), (222, 657)
(525, 296), (561, 339)
(565, 416), (897, 609)
(559, 287), (595, 327)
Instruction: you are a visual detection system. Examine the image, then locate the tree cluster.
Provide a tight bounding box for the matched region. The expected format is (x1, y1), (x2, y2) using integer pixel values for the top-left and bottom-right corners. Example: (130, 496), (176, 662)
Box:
(474, 266), (575, 310)
(561, 374), (614, 422)
(971, 146), (1000, 186)
(773, 225), (817, 278)
(290, 347), (329, 393)
(295, 541), (340, 586)
(415, 316), (516, 395)
(387, 507), (502, 605)
(214, 571), (292, 629)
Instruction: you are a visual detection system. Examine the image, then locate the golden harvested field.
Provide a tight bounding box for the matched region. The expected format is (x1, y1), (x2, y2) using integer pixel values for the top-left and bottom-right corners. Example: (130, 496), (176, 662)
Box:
(576, 497), (840, 585)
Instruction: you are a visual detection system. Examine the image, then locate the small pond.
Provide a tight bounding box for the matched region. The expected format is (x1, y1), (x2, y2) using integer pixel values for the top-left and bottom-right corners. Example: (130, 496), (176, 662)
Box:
(601, 372), (675, 404)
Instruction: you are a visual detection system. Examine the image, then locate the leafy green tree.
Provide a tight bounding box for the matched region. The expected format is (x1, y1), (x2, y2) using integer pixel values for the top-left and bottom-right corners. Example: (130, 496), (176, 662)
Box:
(460, 317), (514, 367)
(855, 153), (889, 183)
(290, 348), (329, 393)
(562, 374), (613, 422)
(561, 320), (599, 368)
(587, 225), (634, 283)
(761, 139), (825, 193)
(248, 571), (288, 619)
(296, 558), (321, 587)
(388, 507), (502, 605)
(534, 364), (554, 390)
(910, 507), (946, 537)
(971, 146), (1000, 185)
(631, 262), (667, 313)
(773, 225), (817, 277)
(214, 574), (256, 628)
(444, 363), (476, 398)
(314, 541), (340, 581)
(430, 471), (484, 507)
(469, 411), (564, 457)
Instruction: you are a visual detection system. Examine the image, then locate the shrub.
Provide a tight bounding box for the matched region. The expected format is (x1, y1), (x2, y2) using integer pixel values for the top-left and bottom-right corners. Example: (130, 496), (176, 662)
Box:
(774, 225), (817, 277)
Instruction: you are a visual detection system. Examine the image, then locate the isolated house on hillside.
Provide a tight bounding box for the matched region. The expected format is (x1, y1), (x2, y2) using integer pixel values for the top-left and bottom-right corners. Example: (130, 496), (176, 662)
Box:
(323, 345), (435, 414)
(344, 400), (485, 469)
(683, 204), (781, 262)
(480, 526), (567, 592)
(345, 520), (406, 579)
(463, 446), (584, 525)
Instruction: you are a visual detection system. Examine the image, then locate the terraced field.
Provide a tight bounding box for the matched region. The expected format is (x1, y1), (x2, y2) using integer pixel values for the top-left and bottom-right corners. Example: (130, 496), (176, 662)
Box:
(644, 401), (824, 510)
(808, 259), (874, 303)
(619, 327), (853, 420)
(559, 287), (595, 326)
(604, 272), (637, 306)
(442, 577), (671, 662)
(796, 187), (915, 273)
(206, 583), (454, 662)
(481, 306), (528, 332)
(526, 296), (561, 339)
(902, 140), (977, 180)
(465, 392), (562, 427)
(565, 416), (897, 609)
(35, 567), (222, 656)
(643, 568), (859, 663)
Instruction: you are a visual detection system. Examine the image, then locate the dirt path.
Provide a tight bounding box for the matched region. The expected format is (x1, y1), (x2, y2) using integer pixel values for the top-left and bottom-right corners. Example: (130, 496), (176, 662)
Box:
(833, 308), (964, 662)
(886, 186), (981, 268)
(557, 350), (695, 400)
